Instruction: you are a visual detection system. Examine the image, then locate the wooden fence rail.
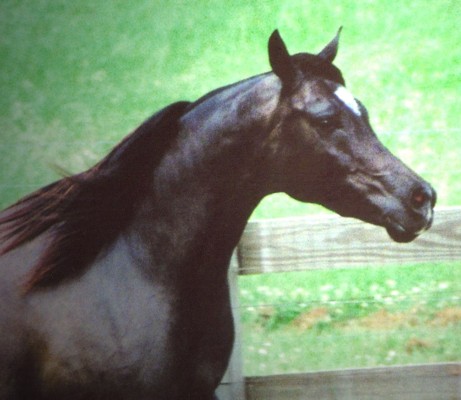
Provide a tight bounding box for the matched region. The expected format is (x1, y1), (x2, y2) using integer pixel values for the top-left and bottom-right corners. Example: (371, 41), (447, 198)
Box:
(238, 206), (461, 274)
(245, 363), (461, 400)
(217, 206), (461, 400)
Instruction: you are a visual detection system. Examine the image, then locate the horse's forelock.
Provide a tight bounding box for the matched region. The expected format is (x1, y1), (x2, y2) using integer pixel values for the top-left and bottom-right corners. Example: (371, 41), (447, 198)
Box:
(292, 52), (345, 85)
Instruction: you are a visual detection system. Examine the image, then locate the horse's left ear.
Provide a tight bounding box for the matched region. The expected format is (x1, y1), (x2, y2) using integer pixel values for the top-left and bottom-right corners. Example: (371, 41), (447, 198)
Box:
(318, 27), (342, 63)
(268, 29), (296, 87)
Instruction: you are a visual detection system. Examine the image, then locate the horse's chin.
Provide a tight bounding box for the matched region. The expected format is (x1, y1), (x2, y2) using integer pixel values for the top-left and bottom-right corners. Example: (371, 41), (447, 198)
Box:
(385, 224), (419, 243)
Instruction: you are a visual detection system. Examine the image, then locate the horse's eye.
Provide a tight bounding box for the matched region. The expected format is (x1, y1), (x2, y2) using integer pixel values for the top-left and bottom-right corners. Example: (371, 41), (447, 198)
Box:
(313, 115), (341, 131)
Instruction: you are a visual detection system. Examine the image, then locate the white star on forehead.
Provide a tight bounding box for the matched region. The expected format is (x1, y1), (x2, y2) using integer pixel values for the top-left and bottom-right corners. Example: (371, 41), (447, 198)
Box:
(334, 86), (361, 116)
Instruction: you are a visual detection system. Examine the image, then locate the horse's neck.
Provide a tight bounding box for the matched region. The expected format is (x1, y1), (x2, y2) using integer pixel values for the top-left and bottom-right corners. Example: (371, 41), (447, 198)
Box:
(136, 75), (280, 279)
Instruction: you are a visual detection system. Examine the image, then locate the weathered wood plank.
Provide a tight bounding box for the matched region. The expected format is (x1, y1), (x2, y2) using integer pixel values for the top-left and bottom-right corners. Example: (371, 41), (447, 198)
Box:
(245, 363), (461, 400)
(238, 207), (461, 275)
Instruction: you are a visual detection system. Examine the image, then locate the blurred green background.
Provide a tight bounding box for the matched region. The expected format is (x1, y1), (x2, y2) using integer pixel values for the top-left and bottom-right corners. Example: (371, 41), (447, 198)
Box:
(1, 0), (460, 376)
(1, 0), (460, 213)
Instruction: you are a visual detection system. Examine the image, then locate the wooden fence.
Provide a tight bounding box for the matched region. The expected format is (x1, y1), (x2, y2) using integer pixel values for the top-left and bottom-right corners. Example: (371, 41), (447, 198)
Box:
(217, 206), (461, 400)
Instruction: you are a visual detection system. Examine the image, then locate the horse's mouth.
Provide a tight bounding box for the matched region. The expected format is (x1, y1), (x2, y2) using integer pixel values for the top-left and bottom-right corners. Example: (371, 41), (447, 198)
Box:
(384, 216), (429, 243)
(385, 223), (418, 243)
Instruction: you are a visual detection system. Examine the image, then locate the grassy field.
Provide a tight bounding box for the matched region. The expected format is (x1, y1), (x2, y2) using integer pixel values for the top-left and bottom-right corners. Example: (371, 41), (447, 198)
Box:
(240, 262), (461, 375)
(1, 0), (460, 376)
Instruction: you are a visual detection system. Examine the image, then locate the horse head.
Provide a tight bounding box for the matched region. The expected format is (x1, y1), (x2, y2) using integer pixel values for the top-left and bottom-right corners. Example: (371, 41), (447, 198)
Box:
(267, 29), (435, 243)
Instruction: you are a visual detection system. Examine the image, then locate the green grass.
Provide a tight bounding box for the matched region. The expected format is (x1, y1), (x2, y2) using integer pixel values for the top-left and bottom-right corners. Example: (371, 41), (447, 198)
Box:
(239, 262), (461, 375)
(243, 325), (460, 375)
(239, 262), (461, 329)
(1, 0), (460, 375)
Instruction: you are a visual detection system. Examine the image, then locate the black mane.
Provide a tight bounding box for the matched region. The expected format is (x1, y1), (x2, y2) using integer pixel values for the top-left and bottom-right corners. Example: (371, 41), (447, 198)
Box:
(0, 101), (190, 290)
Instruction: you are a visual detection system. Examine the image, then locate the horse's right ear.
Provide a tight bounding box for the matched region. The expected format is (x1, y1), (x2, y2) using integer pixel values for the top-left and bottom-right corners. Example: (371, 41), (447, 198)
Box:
(268, 30), (296, 87)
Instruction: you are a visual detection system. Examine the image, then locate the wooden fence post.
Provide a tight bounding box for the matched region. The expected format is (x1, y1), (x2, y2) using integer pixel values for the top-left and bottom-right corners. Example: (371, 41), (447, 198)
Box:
(216, 252), (246, 400)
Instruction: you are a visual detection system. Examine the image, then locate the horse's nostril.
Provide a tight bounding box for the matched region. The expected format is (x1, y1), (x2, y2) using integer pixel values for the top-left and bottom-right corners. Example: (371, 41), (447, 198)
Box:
(411, 185), (433, 209)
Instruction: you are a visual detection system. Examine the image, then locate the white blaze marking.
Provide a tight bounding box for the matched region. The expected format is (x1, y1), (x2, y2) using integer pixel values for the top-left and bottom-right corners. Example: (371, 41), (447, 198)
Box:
(334, 86), (361, 116)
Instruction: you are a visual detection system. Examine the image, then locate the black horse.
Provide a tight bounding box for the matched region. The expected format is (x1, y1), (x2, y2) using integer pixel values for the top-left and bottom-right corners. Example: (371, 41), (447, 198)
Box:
(0, 29), (435, 400)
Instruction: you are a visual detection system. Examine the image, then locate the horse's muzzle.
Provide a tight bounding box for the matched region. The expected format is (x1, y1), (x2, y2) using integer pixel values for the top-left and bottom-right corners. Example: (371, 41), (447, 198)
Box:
(385, 183), (436, 243)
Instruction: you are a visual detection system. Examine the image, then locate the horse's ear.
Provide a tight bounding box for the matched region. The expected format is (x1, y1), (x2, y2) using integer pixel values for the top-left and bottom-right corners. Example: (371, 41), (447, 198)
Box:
(268, 30), (295, 87)
(318, 27), (342, 63)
